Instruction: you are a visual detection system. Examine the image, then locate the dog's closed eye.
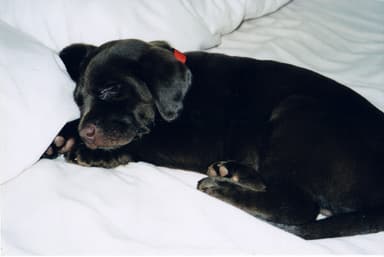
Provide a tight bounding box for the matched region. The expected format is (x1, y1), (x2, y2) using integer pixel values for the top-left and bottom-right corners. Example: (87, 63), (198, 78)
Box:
(98, 83), (122, 101)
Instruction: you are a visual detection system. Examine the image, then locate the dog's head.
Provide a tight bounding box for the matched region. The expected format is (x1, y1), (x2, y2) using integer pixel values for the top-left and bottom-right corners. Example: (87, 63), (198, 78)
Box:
(60, 39), (191, 150)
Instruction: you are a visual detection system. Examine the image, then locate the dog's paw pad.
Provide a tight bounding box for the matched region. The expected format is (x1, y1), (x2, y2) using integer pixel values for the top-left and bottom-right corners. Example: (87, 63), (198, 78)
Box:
(207, 161), (241, 182)
(59, 138), (76, 153)
(45, 146), (54, 156)
(54, 136), (65, 148)
(207, 161), (229, 176)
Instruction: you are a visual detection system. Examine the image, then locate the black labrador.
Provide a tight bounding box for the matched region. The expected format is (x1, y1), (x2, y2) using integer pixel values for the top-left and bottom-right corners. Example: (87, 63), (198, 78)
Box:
(43, 39), (384, 239)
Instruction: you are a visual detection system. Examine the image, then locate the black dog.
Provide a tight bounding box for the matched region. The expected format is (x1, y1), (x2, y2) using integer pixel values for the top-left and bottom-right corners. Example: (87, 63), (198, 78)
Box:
(44, 39), (384, 239)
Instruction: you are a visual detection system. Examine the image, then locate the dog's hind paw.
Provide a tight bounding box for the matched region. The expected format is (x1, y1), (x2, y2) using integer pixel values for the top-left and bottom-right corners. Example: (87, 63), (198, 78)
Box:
(207, 161), (266, 191)
(197, 177), (232, 197)
(207, 160), (254, 183)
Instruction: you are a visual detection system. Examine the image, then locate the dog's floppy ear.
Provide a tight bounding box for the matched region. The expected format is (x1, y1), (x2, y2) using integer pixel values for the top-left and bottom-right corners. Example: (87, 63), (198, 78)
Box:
(140, 43), (191, 122)
(149, 40), (173, 51)
(59, 44), (96, 82)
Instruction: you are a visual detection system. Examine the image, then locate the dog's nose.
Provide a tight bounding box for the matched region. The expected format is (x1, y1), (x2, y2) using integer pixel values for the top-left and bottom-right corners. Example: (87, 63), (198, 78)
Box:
(80, 123), (96, 143)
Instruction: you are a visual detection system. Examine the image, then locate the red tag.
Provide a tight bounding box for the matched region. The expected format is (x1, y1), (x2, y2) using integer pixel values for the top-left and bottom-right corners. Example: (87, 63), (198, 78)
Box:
(173, 49), (187, 64)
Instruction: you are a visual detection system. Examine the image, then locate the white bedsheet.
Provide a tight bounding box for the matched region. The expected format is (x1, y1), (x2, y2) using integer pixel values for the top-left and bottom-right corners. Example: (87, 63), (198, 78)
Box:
(2, 159), (331, 255)
(210, 0), (384, 112)
(2, 0), (384, 255)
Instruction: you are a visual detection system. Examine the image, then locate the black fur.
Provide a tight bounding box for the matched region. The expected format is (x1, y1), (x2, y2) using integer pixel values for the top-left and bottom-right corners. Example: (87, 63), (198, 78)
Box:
(45, 39), (384, 239)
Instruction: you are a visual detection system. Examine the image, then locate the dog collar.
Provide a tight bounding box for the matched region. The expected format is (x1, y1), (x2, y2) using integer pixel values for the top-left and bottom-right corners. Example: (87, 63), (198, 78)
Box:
(173, 48), (187, 64)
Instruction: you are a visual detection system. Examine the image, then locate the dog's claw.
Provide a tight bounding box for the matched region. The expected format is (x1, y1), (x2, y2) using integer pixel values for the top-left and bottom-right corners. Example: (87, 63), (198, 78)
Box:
(197, 177), (227, 196)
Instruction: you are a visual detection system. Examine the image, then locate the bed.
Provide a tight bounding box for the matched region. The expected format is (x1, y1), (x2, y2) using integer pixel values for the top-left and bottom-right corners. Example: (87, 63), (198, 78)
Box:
(1, 0), (383, 254)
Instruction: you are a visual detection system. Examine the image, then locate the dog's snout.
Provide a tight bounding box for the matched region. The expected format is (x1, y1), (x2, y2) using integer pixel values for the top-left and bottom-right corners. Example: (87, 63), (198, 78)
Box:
(78, 121), (136, 150)
(80, 123), (97, 144)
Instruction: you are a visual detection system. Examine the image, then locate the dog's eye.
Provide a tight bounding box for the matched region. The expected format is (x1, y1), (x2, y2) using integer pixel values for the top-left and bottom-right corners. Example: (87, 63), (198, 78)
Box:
(98, 83), (121, 101)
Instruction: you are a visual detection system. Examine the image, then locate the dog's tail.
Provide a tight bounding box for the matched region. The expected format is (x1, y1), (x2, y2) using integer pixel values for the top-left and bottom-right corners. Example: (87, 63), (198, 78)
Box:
(277, 206), (384, 240)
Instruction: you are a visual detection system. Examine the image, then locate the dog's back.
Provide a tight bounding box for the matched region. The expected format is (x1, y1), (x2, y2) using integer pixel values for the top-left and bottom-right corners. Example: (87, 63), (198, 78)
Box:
(136, 52), (384, 238)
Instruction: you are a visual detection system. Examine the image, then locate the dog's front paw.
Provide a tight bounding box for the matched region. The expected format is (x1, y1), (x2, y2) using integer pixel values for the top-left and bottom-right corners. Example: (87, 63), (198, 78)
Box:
(64, 143), (92, 167)
(41, 119), (79, 160)
(42, 136), (76, 159)
(64, 144), (133, 168)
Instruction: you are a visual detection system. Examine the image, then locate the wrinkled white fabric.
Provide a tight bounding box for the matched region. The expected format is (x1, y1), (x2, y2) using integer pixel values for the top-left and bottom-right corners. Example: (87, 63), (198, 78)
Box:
(0, 21), (78, 184)
(1, 159), (330, 255)
(210, 0), (384, 113)
(0, 0), (289, 51)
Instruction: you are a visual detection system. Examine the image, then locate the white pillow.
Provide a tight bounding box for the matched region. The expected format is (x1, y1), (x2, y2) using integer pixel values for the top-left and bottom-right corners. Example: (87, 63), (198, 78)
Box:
(0, 0), (218, 51)
(244, 0), (291, 20)
(0, 21), (79, 184)
(0, 0), (291, 52)
(185, 0), (292, 36)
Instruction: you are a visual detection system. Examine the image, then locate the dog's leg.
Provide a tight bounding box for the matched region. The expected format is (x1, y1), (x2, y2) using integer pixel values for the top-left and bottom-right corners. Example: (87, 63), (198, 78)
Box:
(198, 176), (384, 239)
(280, 207), (384, 239)
(197, 176), (319, 226)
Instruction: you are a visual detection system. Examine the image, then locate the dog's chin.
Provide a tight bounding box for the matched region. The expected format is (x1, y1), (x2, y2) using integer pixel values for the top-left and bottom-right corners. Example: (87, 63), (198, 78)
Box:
(81, 137), (134, 151)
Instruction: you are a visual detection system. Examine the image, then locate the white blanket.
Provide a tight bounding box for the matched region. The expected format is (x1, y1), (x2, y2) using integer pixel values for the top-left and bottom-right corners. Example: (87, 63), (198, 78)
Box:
(2, 159), (331, 255)
(1, 0), (384, 255)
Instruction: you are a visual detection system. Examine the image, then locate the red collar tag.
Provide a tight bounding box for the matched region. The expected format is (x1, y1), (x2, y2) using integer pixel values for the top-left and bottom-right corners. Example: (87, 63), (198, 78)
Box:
(173, 49), (187, 64)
